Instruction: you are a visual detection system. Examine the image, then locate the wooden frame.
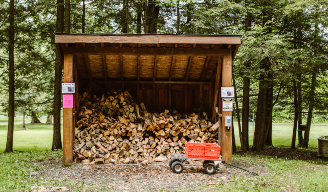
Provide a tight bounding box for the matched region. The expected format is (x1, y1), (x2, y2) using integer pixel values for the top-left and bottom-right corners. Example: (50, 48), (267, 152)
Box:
(56, 34), (241, 165)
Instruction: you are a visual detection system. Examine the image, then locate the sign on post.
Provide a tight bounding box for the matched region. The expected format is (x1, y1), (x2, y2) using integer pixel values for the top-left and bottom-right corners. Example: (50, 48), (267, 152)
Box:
(62, 83), (75, 94)
(63, 94), (74, 108)
(221, 87), (234, 98)
(222, 98), (233, 111)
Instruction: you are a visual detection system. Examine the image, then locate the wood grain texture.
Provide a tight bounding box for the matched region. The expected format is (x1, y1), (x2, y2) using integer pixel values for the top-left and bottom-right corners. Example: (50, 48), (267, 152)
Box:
(55, 35), (241, 44)
(221, 50), (233, 163)
(63, 54), (74, 165)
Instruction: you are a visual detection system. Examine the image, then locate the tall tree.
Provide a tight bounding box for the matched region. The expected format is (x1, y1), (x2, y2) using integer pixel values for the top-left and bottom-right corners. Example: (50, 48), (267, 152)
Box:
(253, 0), (273, 151)
(5, 0), (15, 153)
(241, 0), (251, 152)
(53, 0), (64, 150)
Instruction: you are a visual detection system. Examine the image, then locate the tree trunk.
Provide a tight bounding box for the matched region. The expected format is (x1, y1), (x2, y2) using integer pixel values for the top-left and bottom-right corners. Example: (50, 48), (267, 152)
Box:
(264, 81), (273, 146)
(65, 0), (70, 33)
(122, 0), (128, 33)
(253, 58), (270, 151)
(233, 74), (242, 148)
(53, 0), (64, 150)
(302, 8), (318, 148)
(291, 80), (298, 149)
(176, 1), (180, 34)
(82, 0), (85, 33)
(5, 0), (15, 153)
(297, 78), (303, 145)
(302, 67), (317, 148)
(22, 111), (26, 129)
(143, 0), (149, 33)
(232, 122), (236, 153)
(136, 1), (142, 33)
(46, 113), (53, 124)
(241, 0), (251, 152)
(31, 111), (41, 124)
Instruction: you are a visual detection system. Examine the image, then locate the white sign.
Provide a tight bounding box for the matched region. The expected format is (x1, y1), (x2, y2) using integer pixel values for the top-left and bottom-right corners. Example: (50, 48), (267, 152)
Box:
(222, 98), (233, 111)
(62, 83), (75, 93)
(221, 87), (234, 98)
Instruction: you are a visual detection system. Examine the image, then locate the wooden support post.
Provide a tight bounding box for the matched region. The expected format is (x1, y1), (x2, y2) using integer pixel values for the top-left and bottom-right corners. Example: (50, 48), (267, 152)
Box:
(221, 51), (232, 163)
(85, 55), (92, 81)
(63, 54), (74, 166)
(212, 58), (222, 122)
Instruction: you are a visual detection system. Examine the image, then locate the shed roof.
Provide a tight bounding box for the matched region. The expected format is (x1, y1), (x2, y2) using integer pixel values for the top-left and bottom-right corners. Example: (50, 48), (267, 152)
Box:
(55, 34), (241, 83)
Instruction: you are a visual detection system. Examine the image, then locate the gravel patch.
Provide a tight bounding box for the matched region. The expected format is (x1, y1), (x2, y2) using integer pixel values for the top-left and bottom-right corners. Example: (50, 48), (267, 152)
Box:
(34, 158), (268, 191)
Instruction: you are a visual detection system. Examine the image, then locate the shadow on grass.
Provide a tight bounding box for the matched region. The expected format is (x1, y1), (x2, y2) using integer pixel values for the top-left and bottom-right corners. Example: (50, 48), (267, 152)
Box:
(235, 146), (328, 165)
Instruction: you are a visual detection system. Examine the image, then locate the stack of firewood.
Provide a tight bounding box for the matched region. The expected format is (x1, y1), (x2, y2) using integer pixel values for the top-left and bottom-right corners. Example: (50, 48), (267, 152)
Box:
(74, 90), (219, 164)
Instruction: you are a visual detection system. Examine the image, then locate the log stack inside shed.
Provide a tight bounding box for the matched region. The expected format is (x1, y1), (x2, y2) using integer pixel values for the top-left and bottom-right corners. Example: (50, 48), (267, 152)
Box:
(56, 34), (241, 164)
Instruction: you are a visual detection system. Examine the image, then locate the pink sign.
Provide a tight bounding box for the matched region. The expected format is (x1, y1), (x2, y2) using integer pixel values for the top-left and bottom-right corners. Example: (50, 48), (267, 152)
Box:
(63, 94), (73, 108)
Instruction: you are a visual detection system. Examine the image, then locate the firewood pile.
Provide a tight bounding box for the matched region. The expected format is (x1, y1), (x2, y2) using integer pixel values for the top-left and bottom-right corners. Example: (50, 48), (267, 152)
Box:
(74, 90), (219, 164)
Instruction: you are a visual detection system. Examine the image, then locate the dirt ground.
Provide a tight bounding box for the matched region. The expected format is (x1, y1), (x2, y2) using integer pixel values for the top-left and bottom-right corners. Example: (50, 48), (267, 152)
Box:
(32, 157), (268, 192)
(31, 147), (328, 191)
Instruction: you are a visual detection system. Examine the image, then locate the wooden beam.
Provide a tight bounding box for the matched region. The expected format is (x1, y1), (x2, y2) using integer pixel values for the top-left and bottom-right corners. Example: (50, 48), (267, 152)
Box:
(184, 85), (188, 113)
(80, 80), (211, 85)
(184, 56), (192, 81)
(212, 58), (222, 122)
(55, 35), (242, 44)
(84, 55), (92, 80)
(221, 50), (233, 163)
(200, 56), (210, 81)
(63, 54), (74, 166)
(63, 47), (231, 56)
(200, 84), (203, 111)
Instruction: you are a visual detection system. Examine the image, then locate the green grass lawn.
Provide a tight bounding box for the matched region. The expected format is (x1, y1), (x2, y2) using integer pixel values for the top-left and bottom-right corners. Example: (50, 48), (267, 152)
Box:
(0, 117), (327, 191)
(0, 116), (62, 152)
(233, 122), (328, 148)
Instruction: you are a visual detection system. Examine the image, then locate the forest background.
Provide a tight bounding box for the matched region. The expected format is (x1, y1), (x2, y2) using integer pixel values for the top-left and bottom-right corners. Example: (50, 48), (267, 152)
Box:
(0, 0), (327, 153)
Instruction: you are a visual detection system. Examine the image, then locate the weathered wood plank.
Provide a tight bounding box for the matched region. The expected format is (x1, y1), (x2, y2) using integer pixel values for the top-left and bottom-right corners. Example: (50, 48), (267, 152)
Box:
(212, 58), (222, 122)
(55, 35), (242, 44)
(63, 47), (231, 56)
(63, 54), (74, 166)
(200, 56), (210, 81)
(221, 50), (232, 163)
(80, 80), (211, 84)
(184, 56), (192, 81)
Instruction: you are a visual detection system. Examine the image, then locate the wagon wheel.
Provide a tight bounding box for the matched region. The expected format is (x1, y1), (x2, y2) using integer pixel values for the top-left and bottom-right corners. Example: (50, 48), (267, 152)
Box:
(204, 162), (216, 175)
(171, 161), (184, 174)
(203, 160), (214, 168)
(169, 158), (180, 169)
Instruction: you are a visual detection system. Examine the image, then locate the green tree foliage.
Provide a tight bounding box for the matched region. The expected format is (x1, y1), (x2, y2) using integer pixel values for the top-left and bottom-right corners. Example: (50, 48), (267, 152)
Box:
(0, 0), (327, 151)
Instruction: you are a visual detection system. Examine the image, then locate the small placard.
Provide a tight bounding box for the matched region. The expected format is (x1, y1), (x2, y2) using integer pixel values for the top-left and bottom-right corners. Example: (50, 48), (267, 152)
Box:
(62, 83), (75, 93)
(222, 98), (233, 111)
(221, 87), (234, 98)
(63, 94), (74, 108)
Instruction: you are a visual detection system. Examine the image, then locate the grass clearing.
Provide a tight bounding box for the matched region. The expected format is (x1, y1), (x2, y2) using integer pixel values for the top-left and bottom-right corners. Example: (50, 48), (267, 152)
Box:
(0, 117), (327, 191)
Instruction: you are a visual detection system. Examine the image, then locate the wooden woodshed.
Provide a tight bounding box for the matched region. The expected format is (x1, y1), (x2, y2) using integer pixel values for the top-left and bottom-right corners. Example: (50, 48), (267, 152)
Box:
(55, 34), (241, 165)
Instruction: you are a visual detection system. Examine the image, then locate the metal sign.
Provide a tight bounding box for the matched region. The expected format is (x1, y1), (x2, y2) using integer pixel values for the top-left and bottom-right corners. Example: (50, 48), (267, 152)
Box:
(221, 87), (234, 98)
(222, 98), (233, 111)
(62, 83), (75, 93)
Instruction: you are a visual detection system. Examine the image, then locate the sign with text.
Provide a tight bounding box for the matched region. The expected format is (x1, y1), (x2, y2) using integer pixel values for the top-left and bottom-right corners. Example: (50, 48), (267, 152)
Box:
(62, 83), (75, 93)
(63, 94), (74, 108)
(221, 87), (234, 98)
(222, 98), (233, 111)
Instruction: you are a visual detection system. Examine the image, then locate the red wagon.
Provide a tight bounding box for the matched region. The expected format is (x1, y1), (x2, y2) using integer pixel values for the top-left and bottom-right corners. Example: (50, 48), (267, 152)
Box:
(169, 142), (222, 174)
